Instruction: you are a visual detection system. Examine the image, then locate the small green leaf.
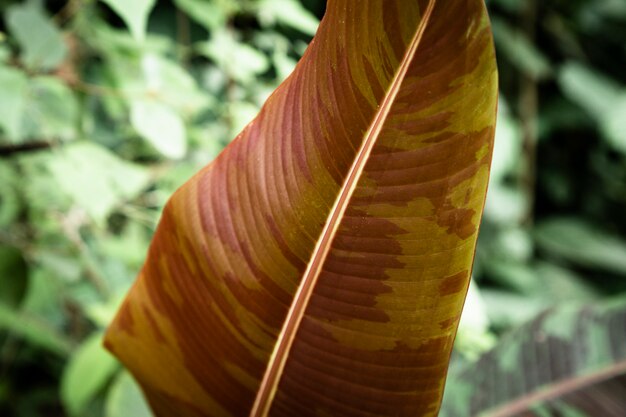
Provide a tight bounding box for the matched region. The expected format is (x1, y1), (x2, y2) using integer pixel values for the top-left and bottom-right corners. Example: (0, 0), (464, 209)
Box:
(490, 98), (522, 183)
(257, 0), (320, 36)
(484, 184), (528, 225)
(47, 142), (151, 222)
(61, 332), (119, 416)
(174, 0), (237, 30)
(130, 99), (187, 159)
(558, 63), (626, 154)
(535, 218), (626, 275)
(139, 54), (210, 114)
(456, 281), (496, 358)
(5, 0), (68, 71)
(198, 30), (270, 84)
(492, 18), (551, 80)
(24, 76), (79, 141)
(0, 66), (28, 141)
(601, 94), (626, 154)
(105, 371), (152, 417)
(558, 62), (621, 119)
(100, 0), (156, 43)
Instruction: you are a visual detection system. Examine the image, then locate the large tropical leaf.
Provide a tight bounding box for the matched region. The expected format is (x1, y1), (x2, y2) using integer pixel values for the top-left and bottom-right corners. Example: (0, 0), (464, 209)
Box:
(104, 0), (498, 416)
(440, 298), (626, 417)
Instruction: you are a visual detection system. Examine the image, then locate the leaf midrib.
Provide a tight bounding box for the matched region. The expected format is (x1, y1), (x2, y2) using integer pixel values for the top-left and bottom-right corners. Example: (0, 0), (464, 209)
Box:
(481, 360), (626, 417)
(249, 2), (438, 415)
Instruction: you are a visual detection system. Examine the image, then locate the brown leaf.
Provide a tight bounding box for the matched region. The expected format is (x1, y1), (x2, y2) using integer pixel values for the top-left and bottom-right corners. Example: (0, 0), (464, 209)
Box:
(105, 1), (498, 416)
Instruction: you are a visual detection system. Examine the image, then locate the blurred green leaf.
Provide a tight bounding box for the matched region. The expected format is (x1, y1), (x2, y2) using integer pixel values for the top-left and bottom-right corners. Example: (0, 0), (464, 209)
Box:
(492, 18), (552, 80)
(61, 332), (119, 416)
(0, 246), (28, 308)
(86, 293), (126, 328)
(481, 289), (550, 327)
(92, 22), (171, 57)
(456, 281), (496, 359)
(47, 142), (151, 222)
(105, 371), (152, 417)
(594, 0), (626, 18)
(484, 185), (527, 225)
(0, 161), (20, 226)
(130, 99), (187, 159)
(558, 62), (621, 119)
(5, 0), (67, 71)
(139, 54), (211, 114)
(100, 0), (156, 43)
(490, 99), (522, 183)
(257, 0), (320, 36)
(558, 62), (626, 154)
(0, 72), (78, 143)
(174, 0), (237, 31)
(100, 222), (149, 269)
(495, 227), (534, 261)
(487, 259), (599, 302)
(254, 31), (298, 80)
(0, 44), (10, 63)
(535, 262), (600, 301)
(535, 218), (626, 275)
(0, 66), (28, 141)
(33, 251), (82, 284)
(601, 94), (626, 154)
(21, 268), (65, 325)
(0, 302), (71, 355)
(198, 30), (270, 84)
(24, 77), (79, 141)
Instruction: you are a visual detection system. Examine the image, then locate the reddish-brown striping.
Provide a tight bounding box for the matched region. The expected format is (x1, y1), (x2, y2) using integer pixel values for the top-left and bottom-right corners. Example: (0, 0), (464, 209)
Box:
(143, 203), (267, 412)
(439, 315), (461, 331)
(104, 0), (497, 416)
(436, 204), (477, 240)
(142, 305), (167, 344)
(143, 388), (209, 417)
(338, 215), (408, 237)
(268, 0), (496, 415)
(382, 0), (413, 63)
(270, 319), (452, 417)
(439, 271), (470, 297)
(111, 296), (135, 336)
(264, 215), (307, 273)
(362, 56), (387, 102)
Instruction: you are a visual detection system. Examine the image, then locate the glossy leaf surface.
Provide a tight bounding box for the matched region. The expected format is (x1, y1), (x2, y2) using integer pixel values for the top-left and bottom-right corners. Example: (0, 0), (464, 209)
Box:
(441, 298), (626, 417)
(105, 0), (498, 416)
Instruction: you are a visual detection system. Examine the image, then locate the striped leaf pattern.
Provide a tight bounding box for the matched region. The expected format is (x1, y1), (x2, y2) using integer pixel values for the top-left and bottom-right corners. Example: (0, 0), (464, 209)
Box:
(104, 0), (498, 416)
(440, 298), (626, 417)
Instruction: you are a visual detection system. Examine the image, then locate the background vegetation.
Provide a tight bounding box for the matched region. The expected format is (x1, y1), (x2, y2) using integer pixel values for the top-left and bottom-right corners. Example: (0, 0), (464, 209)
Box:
(0, 0), (624, 416)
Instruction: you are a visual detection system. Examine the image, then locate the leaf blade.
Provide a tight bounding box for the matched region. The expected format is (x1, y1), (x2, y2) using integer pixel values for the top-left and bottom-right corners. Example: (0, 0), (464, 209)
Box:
(105, 1), (498, 416)
(251, 3), (440, 413)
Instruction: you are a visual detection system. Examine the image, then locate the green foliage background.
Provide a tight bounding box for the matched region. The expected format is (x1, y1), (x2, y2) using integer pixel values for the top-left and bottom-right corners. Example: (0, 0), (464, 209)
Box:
(0, 0), (624, 416)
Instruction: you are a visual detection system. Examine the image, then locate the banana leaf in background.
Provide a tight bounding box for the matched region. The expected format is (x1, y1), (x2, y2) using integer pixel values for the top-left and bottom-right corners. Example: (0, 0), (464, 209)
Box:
(104, 0), (498, 415)
(441, 298), (626, 417)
